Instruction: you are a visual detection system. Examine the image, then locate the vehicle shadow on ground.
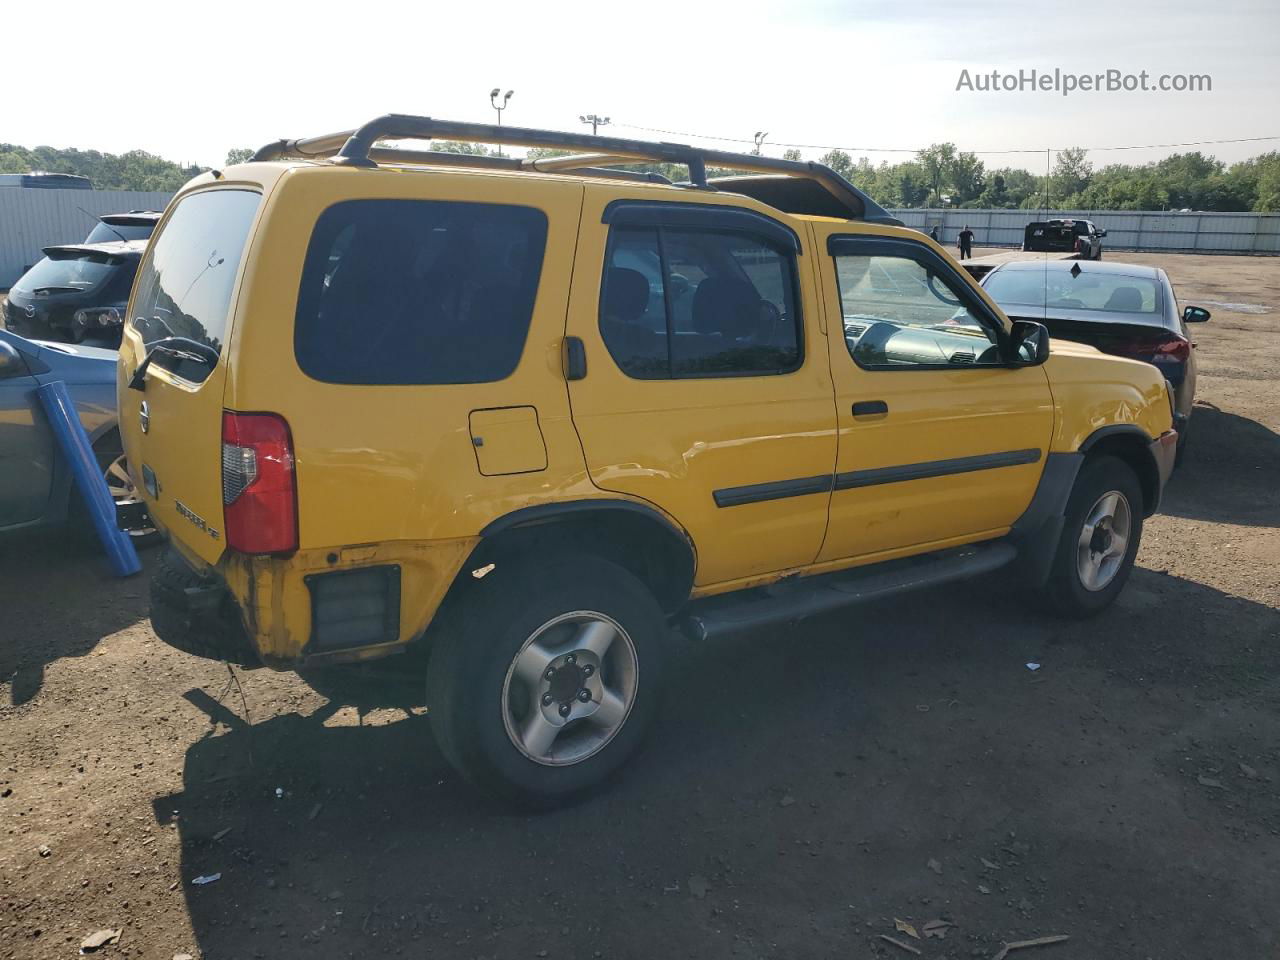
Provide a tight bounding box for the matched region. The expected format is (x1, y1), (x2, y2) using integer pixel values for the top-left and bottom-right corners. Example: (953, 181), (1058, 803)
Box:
(0, 529), (153, 705)
(162, 568), (1280, 960)
(1161, 402), (1280, 527)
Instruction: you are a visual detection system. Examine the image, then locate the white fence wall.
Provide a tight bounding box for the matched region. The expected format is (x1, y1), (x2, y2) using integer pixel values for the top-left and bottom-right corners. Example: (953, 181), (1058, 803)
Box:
(891, 208), (1280, 255)
(0, 188), (174, 288)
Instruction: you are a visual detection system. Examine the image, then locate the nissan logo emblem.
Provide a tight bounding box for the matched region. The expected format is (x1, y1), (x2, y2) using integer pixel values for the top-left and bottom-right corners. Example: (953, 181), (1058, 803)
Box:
(139, 400), (150, 435)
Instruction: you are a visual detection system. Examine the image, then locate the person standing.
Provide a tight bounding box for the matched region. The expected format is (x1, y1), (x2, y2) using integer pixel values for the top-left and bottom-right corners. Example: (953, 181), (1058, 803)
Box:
(958, 225), (975, 260)
(929, 225), (940, 243)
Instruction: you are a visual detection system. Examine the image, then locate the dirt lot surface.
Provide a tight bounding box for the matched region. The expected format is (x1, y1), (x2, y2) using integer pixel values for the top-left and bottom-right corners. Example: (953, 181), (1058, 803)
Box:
(3, 252), (1279, 960)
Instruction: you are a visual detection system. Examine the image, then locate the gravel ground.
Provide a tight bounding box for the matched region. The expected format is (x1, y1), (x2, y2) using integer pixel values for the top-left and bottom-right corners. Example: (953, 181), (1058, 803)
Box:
(2, 251), (1278, 960)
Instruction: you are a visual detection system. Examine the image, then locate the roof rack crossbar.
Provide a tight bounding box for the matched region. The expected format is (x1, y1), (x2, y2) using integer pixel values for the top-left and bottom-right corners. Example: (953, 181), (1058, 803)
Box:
(523, 152), (642, 172)
(251, 113), (899, 223)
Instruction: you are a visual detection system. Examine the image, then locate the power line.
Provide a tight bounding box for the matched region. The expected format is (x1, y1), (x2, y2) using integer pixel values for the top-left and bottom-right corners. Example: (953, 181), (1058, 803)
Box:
(1082, 135), (1280, 152)
(610, 121), (1280, 157)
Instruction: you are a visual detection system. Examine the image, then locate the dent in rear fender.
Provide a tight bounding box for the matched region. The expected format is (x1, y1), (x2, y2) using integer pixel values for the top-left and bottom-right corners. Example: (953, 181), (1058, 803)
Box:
(218, 538), (477, 665)
(1042, 351), (1172, 452)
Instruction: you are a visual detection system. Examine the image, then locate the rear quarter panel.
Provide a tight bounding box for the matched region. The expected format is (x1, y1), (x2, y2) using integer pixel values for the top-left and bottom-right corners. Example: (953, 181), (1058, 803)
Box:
(225, 165), (598, 547)
(219, 166), (600, 661)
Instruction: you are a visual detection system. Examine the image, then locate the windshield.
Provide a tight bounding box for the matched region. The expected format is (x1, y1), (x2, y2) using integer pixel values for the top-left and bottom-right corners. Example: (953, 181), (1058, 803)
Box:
(985, 268), (1161, 315)
(13, 252), (120, 293)
(86, 221), (154, 244)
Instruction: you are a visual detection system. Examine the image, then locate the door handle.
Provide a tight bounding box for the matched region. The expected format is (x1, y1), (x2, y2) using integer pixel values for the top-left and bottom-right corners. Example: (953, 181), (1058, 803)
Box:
(852, 400), (888, 417)
(563, 336), (587, 381)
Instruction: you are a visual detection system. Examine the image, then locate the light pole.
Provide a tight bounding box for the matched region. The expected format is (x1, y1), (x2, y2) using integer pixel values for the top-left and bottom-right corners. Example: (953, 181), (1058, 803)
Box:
(490, 87), (513, 156)
(752, 131), (768, 156)
(580, 114), (611, 136)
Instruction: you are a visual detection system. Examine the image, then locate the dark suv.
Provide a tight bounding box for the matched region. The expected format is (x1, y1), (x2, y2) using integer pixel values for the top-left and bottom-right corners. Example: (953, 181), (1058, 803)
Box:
(84, 211), (162, 245)
(3, 240), (145, 345)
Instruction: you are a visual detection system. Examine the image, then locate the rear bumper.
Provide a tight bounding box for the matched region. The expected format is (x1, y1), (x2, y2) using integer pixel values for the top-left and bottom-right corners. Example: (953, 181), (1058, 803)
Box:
(151, 538), (475, 669)
(150, 548), (262, 668)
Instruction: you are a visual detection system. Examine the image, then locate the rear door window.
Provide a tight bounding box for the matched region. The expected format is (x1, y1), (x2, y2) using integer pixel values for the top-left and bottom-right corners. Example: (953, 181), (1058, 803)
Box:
(600, 225), (802, 379)
(131, 189), (261, 380)
(294, 199), (548, 385)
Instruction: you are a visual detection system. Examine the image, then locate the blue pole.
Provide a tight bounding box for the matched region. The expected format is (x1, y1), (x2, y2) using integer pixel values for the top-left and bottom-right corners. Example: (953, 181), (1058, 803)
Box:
(35, 380), (142, 578)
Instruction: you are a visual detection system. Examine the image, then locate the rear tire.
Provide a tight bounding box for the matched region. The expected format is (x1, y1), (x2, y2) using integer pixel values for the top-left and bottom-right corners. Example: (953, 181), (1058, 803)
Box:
(426, 555), (667, 808)
(1037, 456), (1142, 618)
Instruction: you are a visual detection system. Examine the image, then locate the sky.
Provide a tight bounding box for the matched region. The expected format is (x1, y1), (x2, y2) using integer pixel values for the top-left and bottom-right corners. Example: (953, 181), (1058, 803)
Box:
(7, 0), (1278, 173)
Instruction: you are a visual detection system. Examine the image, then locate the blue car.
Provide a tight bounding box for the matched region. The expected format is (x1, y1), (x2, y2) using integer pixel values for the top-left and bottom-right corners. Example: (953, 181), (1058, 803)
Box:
(0, 326), (153, 539)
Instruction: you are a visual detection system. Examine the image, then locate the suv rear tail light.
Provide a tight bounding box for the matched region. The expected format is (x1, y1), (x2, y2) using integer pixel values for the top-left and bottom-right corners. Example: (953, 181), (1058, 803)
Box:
(221, 411), (297, 555)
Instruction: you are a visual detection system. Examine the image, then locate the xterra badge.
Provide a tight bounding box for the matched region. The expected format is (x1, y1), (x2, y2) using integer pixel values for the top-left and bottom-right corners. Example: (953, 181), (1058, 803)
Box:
(175, 500), (220, 540)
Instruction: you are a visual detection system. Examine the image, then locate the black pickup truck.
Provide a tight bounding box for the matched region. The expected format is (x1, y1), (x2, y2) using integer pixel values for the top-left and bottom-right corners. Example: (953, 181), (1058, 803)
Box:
(1024, 218), (1105, 259)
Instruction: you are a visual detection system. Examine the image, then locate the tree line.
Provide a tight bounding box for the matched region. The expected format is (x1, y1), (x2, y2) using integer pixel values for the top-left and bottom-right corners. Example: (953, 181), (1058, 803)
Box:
(815, 144), (1280, 212)
(431, 141), (1280, 212)
(0, 143), (205, 192)
(3, 140), (1277, 212)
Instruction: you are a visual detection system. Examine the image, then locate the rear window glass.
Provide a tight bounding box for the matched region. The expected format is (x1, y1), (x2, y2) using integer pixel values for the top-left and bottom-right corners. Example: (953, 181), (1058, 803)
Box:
(131, 189), (261, 367)
(86, 221), (154, 243)
(985, 268), (1161, 315)
(294, 199), (548, 385)
(99, 259), (140, 303)
(14, 252), (120, 294)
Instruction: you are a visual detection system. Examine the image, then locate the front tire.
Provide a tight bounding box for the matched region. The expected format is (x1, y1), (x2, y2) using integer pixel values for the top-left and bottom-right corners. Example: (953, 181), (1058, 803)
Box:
(426, 556), (667, 807)
(1038, 456), (1142, 618)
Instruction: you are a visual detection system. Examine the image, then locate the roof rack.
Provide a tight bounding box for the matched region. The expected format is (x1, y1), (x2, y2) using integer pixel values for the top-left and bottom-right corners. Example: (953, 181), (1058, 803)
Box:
(250, 113), (900, 225)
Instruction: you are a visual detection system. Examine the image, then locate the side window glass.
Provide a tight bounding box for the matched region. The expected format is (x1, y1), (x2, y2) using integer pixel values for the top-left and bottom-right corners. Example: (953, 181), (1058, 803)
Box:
(599, 228), (669, 379)
(294, 199), (548, 385)
(834, 252), (1002, 368)
(600, 224), (801, 379)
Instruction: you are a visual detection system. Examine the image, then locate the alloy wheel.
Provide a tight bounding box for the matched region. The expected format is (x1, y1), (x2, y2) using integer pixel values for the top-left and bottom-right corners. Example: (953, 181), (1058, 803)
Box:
(1076, 490), (1132, 591)
(104, 453), (156, 540)
(501, 611), (639, 767)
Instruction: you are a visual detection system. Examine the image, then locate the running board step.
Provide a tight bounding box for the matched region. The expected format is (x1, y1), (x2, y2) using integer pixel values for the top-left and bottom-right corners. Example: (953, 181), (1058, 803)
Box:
(679, 541), (1017, 642)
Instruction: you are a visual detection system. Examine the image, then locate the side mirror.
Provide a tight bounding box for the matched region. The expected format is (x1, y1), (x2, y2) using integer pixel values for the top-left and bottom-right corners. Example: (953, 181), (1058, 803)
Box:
(1008, 319), (1050, 366)
(1098, 228), (1108, 237)
(1183, 305), (1211, 323)
(0, 340), (31, 379)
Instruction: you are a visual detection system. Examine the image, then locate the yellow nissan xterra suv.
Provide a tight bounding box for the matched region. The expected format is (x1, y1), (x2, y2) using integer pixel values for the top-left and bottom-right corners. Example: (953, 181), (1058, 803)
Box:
(118, 114), (1177, 805)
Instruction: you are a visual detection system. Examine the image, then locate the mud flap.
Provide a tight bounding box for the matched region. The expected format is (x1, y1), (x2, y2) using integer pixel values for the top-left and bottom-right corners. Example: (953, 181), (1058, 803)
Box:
(1008, 452), (1084, 588)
